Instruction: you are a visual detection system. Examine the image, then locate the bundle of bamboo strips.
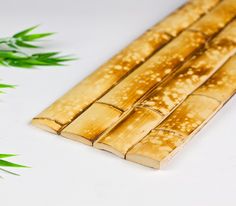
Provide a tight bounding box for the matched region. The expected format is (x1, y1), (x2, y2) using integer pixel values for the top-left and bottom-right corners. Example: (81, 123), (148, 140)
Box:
(127, 55), (236, 168)
(94, 20), (236, 157)
(32, 0), (220, 133)
(60, 0), (236, 145)
(32, 0), (236, 169)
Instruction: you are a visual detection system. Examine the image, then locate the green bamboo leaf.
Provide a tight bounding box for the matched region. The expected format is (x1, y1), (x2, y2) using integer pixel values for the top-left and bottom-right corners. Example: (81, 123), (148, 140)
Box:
(0, 26), (76, 69)
(0, 159), (28, 168)
(32, 52), (60, 58)
(13, 25), (39, 38)
(7, 60), (34, 68)
(0, 154), (17, 158)
(0, 50), (26, 59)
(7, 43), (18, 49)
(0, 84), (15, 89)
(15, 40), (39, 48)
(0, 59), (8, 66)
(19, 59), (51, 66)
(21, 33), (54, 41)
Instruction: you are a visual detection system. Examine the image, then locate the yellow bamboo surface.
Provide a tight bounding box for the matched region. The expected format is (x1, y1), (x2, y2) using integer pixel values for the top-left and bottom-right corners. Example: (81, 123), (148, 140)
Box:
(32, 0), (220, 133)
(61, 30), (206, 143)
(61, 0), (236, 144)
(62, 103), (122, 145)
(126, 55), (236, 169)
(94, 20), (236, 156)
(95, 107), (164, 157)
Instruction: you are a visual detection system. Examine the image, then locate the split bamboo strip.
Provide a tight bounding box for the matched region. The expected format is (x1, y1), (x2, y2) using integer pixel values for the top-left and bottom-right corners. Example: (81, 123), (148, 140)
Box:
(62, 31), (206, 144)
(61, 0), (236, 145)
(126, 55), (236, 169)
(94, 20), (236, 157)
(32, 0), (220, 133)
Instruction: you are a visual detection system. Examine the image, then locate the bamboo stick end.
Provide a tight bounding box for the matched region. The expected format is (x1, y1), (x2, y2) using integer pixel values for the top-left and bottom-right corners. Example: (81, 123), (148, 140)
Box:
(93, 141), (125, 158)
(126, 153), (161, 169)
(31, 118), (60, 134)
(61, 131), (93, 146)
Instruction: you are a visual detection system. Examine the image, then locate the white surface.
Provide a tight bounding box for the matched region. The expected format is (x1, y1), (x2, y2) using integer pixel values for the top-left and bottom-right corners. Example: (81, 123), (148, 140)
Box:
(1, 0), (236, 205)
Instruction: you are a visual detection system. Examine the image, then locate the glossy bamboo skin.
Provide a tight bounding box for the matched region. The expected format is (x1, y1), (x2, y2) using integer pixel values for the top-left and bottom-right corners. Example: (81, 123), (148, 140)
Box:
(32, 0), (221, 133)
(61, 103), (122, 145)
(94, 20), (236, 156)
(126, 55), (236, 169)
(62, 30), (206, 143)
(61, 0), (236, 144)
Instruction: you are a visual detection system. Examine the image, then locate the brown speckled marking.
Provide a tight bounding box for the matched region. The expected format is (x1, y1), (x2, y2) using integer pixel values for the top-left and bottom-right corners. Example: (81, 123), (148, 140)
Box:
(141, 21), (236, 115)
(127, 55), (236, 169)
(194, 55), (236, 101)
(61, 103), (122, 145)
(94, 107), (163, 157)
(59, 2), (236, 145)
(98, 31), (206, 110)
(126, 130), (184, 169)
(93, 20), (236, 158)
(61, 30), (207, 143)
(127, 95), (220, 169)
(191, 0), (236, 37)
(153, 0), (221, 36)
(157, 95), (220, 136)
(32, 0), (221, 133)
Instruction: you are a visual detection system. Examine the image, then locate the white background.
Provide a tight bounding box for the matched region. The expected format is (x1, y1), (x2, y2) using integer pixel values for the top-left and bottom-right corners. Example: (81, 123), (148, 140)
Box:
(1, 0), (236, 205)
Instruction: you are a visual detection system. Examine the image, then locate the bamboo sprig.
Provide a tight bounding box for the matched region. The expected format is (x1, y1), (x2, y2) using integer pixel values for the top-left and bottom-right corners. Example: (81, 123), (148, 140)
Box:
(0, 25), (75, 68)
(0, 154), (28, 177)
(0, 83), (15, 94)
(0, 26), (73, 176)
(0, 50), (73, 68)
(0, 25), (54, 49)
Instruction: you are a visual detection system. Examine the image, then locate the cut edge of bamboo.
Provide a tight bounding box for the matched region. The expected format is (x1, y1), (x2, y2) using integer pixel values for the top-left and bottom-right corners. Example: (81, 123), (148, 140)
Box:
(126, 129), (196, 169)
(31, 118), (60, 134)
(94, 142), (125, 158)
(93, 106), (164, 158)
(126, 153), (161, 169)
(61, 131), (93, 146)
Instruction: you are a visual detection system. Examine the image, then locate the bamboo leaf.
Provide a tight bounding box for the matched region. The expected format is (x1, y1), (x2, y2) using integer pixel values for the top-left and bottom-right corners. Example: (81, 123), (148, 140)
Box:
(0, 25), (75, 177)
(32, 52), (60, 58)
(13, 25), (39, 38)
(0, 25), (75, 69)
(0, 154), (17, 158)
(21, 33), (54, 41)
(0, 50), (26, 59)
(15, 40), (39, 48)
(8, 43), (18, 49)
(0, 84), (15, 89)
(0, 159), (28, 168)
(6, 60), (34, 68)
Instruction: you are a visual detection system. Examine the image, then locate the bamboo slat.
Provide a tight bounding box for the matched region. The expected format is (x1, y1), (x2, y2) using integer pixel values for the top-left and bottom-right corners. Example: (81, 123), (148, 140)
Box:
(32, 0), (220, 133)
(94, 20), (236, 156)
(126, 55), (236, 169)
(62, 30), (206, 144)
(62, 103), (122, 145)
(61, 0), (236, 145)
